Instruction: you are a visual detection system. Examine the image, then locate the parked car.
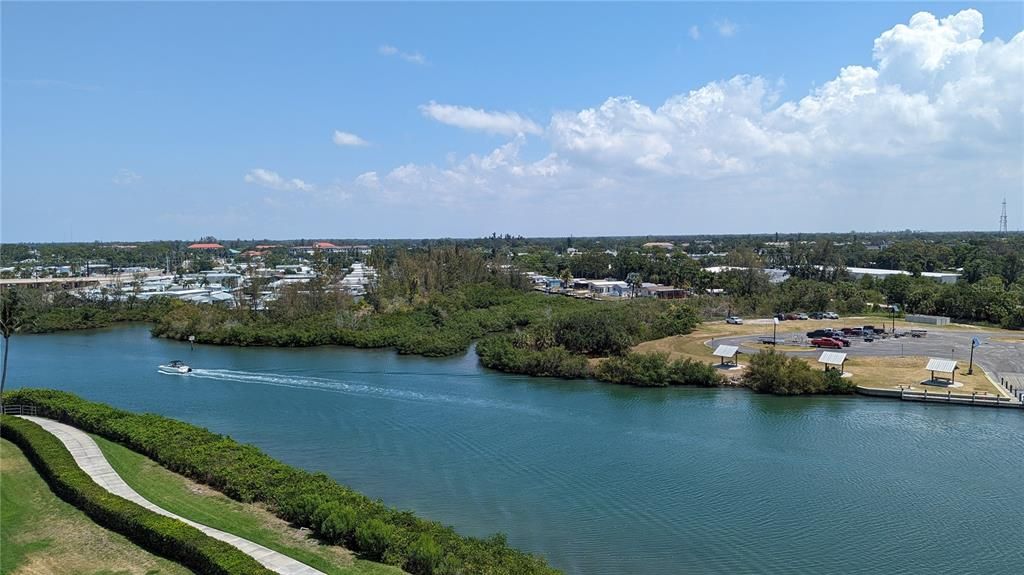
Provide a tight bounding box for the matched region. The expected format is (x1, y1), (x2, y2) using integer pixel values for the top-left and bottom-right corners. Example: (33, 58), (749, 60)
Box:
(809, 312), (825, 320)
(824, 312), (839, 319)
(811, 337), (844, 349)
(910, 329), (928, 338)
(831, 335), (851, 346)
(758, 337), (777, 345)
(785, 313), (800, 320)
(842, 328), (866, 337)
(726, 316), (744, 325)
(807, 329), (833, 338)
(774, 313), (787, 321)
(796, 313), (809, 320)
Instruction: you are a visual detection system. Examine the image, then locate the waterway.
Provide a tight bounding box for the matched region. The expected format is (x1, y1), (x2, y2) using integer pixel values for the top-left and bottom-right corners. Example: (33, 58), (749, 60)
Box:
(8, 325), (1023, 574)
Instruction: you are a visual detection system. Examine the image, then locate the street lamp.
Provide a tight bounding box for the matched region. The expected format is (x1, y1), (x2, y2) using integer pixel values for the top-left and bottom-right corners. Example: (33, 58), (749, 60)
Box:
(968, 336), (979, 375)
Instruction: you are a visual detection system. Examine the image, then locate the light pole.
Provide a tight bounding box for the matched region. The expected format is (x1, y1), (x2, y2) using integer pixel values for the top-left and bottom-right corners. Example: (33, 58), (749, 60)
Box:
(968, 336), (979, 375)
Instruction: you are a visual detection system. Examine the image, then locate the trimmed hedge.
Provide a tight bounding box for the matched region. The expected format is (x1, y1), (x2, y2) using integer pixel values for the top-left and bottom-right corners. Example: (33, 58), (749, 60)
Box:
(3, 389), (561, 575)
(0, 415), (273, 575)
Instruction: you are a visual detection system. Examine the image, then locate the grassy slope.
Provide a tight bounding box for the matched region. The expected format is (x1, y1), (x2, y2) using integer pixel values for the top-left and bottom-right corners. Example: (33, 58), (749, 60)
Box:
(92, 435), (404, 575)
(0, 438), (191, 575)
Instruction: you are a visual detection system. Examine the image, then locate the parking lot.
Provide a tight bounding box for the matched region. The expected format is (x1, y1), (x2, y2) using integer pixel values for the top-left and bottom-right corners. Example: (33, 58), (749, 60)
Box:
(713, 320), (1024, 392)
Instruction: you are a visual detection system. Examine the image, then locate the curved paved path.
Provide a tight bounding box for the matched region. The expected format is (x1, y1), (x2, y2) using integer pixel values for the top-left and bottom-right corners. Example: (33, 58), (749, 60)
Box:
(18, 415), (326, 575)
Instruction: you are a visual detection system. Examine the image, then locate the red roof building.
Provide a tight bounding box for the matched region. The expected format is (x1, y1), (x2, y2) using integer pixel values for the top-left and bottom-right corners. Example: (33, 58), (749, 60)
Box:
(313, 241), (339, 249)
(188, 243), (224, 249)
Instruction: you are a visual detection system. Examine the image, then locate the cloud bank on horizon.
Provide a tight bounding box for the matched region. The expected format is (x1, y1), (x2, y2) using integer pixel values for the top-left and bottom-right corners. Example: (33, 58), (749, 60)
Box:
(244, 9), (1022, 236)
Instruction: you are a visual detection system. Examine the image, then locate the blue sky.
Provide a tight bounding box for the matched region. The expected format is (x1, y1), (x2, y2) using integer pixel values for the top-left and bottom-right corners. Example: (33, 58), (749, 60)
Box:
(3, 2), (1022, 242)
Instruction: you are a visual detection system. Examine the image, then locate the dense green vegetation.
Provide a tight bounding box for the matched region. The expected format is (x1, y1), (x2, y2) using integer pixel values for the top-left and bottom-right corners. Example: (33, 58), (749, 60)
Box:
(594, 352), (721, 388)
(1, 288), (171, 334)
(153, 284), (571, 356)
(0, 415), (273, 575)
(94, 435), (403, 575)
(509, 234), (1024, 329)
(475, 300), (721, 387)
(3, 389), (561, 575)
(742, 350), (856, 395)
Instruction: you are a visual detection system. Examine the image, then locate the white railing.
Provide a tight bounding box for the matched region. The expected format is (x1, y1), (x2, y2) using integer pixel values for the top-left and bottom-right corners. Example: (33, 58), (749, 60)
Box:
(0, 404), (39, 416)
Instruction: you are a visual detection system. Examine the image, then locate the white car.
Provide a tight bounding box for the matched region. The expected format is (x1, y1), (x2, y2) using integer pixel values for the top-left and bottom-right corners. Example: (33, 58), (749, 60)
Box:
(726, 316), (744, 325)
(824, 311), (839, 319)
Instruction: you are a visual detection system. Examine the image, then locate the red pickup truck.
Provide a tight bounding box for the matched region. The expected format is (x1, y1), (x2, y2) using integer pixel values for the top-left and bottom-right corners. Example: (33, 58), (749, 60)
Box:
(811, 337), (844, 349)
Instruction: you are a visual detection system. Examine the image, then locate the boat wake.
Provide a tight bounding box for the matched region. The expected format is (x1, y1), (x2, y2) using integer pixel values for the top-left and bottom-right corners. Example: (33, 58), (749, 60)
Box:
(188, 368), (541, 414)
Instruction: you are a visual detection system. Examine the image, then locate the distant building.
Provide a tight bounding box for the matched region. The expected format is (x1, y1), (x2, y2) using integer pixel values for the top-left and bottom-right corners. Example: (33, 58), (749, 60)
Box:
(906, 314), (951, 326)
(188, 243), (224, 250)
(642, 242), (674, 250)
(841, 266), (960, 284)
(288, 242), (372, 256)
(652, 287), (689, 299)
(588, 280), (630, 297)
(689, 251), (729, 260)
(703, 266), (791, 284)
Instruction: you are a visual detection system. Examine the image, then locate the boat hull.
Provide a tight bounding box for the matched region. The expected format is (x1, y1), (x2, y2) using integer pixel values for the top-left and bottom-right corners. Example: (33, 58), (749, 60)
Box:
(158, 366), (192, 375)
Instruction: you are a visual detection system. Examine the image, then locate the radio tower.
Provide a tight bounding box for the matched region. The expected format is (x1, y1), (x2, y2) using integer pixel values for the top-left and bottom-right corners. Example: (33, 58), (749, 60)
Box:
(999, 197), (1008, 234)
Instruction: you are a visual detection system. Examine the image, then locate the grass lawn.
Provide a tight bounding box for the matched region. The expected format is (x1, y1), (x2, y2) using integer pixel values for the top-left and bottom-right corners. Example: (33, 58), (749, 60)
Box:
(746, 343), (810, 353)
(0, 438), (190, 575)
(92, 436), (405, 575)
(631, 318), (813, 362)
(841, 355), (1011, 397)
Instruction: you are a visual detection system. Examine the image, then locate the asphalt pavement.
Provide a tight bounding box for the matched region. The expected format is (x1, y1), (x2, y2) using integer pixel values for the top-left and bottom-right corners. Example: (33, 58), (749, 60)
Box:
(713, 323), (1024, 390)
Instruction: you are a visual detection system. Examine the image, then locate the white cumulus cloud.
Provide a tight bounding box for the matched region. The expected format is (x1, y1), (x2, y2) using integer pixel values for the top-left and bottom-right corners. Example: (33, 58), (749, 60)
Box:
(112, 169), (141, 185)
(419, 101), (543, 136)
(330, 9), (1022, 232)
(716, 19), (738, 38)
(378, 44), (427, 65)
(244, 168), (314, 192)
(332, 130), (369, 147)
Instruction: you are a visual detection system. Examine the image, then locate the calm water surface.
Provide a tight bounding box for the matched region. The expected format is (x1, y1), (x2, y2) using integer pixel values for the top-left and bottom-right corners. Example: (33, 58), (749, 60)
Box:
(8, 325), (1023, 574)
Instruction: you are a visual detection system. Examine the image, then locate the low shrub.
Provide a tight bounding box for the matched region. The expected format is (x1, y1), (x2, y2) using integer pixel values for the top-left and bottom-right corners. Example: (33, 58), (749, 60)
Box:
(406, 534), (443, 575)
(319, 503), (358, 546)
(595, 352), (722, 387)
(0, 415), (272, 575)
(355, 518), (396, 561)
(742, 350), (856, 395)
(476, 335), (590, 379)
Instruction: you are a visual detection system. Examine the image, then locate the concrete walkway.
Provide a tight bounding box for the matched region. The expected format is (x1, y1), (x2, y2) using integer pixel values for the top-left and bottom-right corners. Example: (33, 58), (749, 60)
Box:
(18, 416), (325, 575)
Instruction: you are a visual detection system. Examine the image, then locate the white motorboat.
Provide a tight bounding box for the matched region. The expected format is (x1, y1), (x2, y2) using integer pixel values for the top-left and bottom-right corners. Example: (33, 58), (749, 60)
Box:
(158, 360), (192, 375)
